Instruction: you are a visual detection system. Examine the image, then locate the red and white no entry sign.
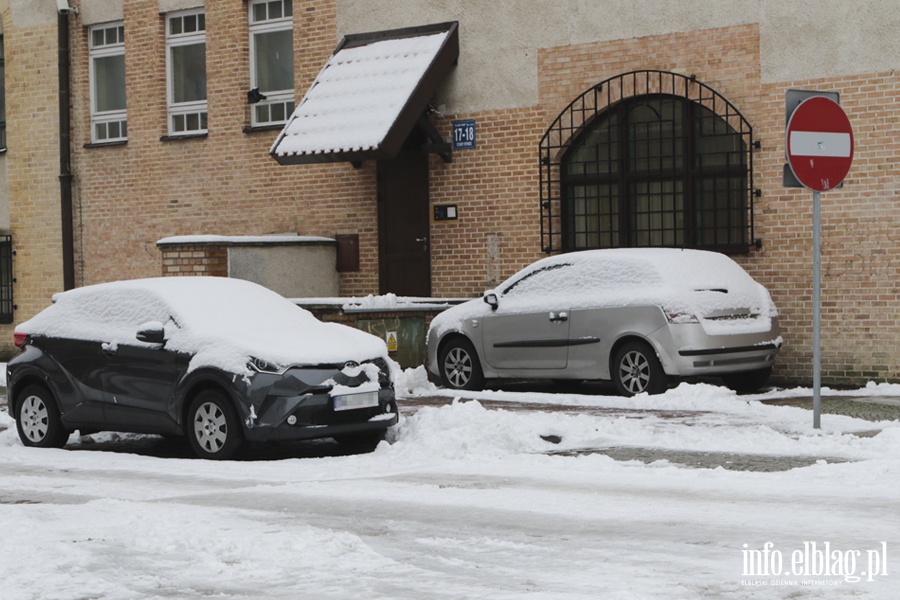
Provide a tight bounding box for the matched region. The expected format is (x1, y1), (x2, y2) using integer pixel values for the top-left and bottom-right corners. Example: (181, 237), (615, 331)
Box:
(785, 96), (854, 192)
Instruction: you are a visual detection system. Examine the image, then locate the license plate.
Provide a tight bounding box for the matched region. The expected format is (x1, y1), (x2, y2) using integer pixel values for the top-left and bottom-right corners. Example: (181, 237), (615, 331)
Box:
(333, 391), (380, 412)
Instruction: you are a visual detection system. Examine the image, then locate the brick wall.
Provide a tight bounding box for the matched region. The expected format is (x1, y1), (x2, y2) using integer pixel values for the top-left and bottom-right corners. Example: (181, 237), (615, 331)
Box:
(159, 243), (227, 277)
(0, 10), (64, 355)
(69, 0), (383, 293)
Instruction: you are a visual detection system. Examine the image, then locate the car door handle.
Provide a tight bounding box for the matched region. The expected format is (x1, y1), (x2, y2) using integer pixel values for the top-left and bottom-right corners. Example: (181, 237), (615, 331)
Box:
(549, 312), (568, 322)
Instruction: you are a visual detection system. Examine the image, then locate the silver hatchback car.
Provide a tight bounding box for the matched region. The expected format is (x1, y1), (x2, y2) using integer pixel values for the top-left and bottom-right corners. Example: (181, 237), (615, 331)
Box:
(426, 248), (781, 396)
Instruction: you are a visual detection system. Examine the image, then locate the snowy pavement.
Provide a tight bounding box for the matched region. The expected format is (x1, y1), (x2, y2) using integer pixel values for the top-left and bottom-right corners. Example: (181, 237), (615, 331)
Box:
(1, 371), (899, 599)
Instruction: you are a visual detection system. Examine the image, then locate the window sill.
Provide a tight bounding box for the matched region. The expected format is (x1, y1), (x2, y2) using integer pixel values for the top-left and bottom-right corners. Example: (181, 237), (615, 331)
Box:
(243, 124), (285, 134)
(84, 140), (128, 149)
(160, 133), (208, 142)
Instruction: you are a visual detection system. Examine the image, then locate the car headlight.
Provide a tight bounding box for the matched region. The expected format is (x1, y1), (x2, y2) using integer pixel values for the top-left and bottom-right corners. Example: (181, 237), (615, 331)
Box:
(248, 356), (286, 374)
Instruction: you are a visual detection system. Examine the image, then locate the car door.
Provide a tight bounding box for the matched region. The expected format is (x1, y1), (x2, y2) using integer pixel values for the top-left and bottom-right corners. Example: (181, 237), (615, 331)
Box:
(37, 336), (107, 426)
(481, 264), (572, 371)
(100, 340), (190, 433)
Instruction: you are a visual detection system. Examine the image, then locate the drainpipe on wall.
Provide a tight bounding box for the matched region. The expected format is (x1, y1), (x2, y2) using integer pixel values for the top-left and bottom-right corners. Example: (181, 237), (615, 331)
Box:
(57, 3), (75, 291)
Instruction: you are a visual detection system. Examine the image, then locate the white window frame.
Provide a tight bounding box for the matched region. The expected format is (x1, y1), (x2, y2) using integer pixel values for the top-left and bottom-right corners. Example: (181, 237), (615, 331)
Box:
(166, 9), (207, 136)
(249, 0), (294, 127)
(89, 22), (127, 143)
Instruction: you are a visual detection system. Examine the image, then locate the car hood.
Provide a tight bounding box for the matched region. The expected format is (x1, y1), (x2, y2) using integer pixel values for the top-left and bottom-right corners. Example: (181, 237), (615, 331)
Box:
(167, 319), (389, 375)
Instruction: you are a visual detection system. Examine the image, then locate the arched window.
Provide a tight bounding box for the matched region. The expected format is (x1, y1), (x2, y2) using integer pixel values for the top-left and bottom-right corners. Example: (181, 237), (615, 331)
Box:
(540, 71), (755, 254)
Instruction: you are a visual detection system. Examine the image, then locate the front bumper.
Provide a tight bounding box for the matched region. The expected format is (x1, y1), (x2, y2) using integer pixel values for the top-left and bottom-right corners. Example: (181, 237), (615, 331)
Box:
(239, 362), (399, 443)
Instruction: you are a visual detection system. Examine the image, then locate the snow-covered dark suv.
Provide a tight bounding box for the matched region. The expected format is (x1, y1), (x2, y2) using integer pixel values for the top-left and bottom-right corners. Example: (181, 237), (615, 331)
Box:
(8, 277), (398, 459)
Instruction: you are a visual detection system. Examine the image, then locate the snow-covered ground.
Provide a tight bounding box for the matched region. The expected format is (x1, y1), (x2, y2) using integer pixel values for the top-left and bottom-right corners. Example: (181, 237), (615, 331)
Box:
(1, 371), (899, 599)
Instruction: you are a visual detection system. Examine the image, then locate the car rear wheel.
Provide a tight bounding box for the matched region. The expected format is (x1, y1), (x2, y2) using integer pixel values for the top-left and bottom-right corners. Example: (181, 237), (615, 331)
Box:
(613, 341), (668, 396)
(187, 390), (243, 460)
(16, 384), (69, 449)
(439, 337), (485, 391)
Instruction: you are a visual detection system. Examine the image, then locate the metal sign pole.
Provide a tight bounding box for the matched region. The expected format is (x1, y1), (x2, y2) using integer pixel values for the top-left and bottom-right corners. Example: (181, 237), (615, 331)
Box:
(812, 190), (822, 429)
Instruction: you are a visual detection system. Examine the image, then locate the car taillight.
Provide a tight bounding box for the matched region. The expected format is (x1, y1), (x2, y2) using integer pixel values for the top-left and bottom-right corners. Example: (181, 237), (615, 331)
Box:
(665, 311), (699, 324)
(13, 332), (28, 350)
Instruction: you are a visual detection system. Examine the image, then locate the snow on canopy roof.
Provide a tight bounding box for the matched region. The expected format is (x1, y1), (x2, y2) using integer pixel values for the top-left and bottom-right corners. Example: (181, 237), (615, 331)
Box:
(270, 22), (458, 165)
(18, 277), (388, 375)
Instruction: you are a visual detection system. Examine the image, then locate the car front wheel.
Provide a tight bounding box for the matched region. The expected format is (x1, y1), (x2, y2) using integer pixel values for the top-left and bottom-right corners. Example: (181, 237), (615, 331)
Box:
(439, 337), (485, 391)
(187, 390), (243, 460)
(16, 384), (69, 448)
(613, 341), (668, 396)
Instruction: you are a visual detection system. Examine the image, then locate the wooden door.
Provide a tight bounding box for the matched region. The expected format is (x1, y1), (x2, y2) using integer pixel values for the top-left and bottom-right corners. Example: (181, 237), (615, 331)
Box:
(377, 149), (431, 297)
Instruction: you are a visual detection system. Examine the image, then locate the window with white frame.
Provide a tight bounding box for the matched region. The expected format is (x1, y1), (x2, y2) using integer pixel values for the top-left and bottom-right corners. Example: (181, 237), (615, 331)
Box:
(249, 0), (294, 127)
(166, 10), (207, 135)
(89, 22), (127, 143)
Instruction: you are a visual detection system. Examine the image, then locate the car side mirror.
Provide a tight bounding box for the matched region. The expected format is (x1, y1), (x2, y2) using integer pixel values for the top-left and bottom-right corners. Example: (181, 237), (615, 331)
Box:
(136, 321), (167, 345)
(483, 292), (499, 311)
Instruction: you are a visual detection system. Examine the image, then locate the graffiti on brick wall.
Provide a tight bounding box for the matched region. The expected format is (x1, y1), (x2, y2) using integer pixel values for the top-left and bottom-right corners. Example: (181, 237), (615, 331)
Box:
(824, 245), (889, 280)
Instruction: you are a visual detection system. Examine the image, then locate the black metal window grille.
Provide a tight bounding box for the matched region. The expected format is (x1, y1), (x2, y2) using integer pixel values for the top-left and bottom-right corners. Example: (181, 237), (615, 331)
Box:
(0, 235), (13, 324)
(540, 71), (754, 254)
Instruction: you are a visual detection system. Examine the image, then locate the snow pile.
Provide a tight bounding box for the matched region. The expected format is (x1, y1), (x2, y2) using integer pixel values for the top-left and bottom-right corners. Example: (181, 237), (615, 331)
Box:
(387, 383), (898, 463)
(17, 277), (388, 375)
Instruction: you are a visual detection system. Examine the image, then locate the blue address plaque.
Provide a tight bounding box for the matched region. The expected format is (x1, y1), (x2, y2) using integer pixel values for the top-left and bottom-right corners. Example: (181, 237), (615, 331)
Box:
(452, 119), (476, 150)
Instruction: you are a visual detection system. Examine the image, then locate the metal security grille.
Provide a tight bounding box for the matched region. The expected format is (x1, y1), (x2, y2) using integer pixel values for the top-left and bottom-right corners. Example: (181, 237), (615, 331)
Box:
(540, 71), (755, 254)
(0, 235), (12, 324)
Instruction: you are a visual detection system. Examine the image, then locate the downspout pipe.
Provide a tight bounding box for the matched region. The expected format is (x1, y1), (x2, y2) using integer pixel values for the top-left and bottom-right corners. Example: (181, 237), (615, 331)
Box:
(58, 5), (75, 291)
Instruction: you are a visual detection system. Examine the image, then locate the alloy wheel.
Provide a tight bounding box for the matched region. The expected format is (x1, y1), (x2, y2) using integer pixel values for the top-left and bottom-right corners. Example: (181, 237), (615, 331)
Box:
(444, 347), (473, 388)
(619, 350), (651, 394)
(193, 401), (229, 454)
(20, 395), (50, 443)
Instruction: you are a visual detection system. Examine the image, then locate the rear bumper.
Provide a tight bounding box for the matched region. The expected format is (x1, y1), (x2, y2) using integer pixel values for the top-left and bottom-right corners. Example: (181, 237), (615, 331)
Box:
(650, 320), (781, 376)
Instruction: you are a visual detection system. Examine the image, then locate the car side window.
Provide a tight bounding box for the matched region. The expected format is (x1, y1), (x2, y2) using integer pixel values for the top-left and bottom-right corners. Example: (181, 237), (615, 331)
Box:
(502, 263), (573, 297)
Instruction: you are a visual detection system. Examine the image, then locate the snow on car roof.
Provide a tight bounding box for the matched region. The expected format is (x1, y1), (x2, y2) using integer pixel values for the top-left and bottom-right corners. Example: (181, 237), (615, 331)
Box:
(499, 248), (754, 294)
(18, 277), (388, 374)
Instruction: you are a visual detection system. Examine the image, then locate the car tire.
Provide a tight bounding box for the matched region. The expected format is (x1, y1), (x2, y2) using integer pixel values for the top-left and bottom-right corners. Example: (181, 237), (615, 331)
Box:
(15, 384), (69, 449)
(722, 367), (773, 394)
(613, 341), (668, 396)
(187, 389), (244, 460)
(439, 337), (485, 391)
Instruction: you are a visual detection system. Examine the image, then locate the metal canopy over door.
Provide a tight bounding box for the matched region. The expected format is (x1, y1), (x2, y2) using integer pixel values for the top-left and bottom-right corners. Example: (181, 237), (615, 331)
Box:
(377, 140), (431, 296)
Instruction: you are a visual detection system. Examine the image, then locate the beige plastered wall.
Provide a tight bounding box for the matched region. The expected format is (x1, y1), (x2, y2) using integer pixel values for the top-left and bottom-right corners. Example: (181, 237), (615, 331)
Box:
(338, 0), (900, 114)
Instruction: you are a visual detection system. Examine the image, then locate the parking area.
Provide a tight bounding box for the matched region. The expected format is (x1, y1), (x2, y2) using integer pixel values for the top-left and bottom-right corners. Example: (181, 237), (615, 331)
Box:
(5, 383), (895, 470)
